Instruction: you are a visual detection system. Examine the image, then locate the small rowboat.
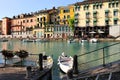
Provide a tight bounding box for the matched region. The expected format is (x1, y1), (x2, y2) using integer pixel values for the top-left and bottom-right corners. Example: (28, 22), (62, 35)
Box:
(58, 52), (73, 73)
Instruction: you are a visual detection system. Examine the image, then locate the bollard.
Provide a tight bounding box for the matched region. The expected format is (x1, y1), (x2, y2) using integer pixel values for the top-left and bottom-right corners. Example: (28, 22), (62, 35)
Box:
(39, 53), (43, 70)
(67, 69), (73, 79)
(25, 66), (32, 79)
(73, 55), (78, 74)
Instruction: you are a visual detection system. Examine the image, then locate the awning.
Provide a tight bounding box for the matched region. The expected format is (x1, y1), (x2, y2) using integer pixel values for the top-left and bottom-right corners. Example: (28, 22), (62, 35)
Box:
(89, 31), (96, 33)
(93, 11), (97, 14)
(105, 18), (109, 21)
(93, 19), (97, 22)
(98, 29), (104, 33)
(114, 18), (118, 20)
(105, 10), (109, 13)
(114, 9), (118, 12)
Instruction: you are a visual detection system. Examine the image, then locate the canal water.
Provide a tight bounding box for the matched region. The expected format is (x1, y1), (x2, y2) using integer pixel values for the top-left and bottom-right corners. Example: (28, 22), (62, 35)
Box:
(0, 40), (120, 80)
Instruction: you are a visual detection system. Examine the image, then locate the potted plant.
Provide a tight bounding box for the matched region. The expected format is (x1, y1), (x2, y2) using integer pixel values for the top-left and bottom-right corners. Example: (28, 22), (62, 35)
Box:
(1, 49), (14, 67)
(15, 50), (29, 66)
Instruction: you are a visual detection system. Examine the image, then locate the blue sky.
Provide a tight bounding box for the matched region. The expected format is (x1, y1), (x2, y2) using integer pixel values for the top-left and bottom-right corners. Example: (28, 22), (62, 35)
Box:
(0, 0), (83, 20)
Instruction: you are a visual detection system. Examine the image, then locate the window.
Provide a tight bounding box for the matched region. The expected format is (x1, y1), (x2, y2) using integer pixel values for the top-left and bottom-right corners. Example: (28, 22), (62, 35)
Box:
(116, 3), (118, 7)
(67, 15), (70, 19)
(64, 15), (66, 19)
(113, 10), (118, 16)
(86, 12), (90, 18)
(114, 20), (118, 25)
(105, 20), (109, 25)
(93, 5), (95, 9)
(63, 9), (70, 13)
(30, 19), (33, 22)
(27, 20), (29, 23)
(105, 10), (109, 17)
(37, 18), (39, 22)
(114, 18), (118, 25)
(109, 3), (111, 8)
(23, 20), (25, 23)
(86, 21), (90, 26)
(112, 3), (115, 7)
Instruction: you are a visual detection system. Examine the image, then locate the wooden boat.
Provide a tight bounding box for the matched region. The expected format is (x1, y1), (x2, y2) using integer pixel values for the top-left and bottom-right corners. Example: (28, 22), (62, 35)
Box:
(58, 52), (73, 73)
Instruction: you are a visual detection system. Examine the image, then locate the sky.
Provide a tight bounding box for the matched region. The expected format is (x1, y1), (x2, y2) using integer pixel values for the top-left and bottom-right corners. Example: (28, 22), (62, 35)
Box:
(0, 0), (83, 20)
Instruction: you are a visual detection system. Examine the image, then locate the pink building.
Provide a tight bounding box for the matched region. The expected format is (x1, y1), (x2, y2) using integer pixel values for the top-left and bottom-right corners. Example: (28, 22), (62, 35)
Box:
(11, 14), (37, 36)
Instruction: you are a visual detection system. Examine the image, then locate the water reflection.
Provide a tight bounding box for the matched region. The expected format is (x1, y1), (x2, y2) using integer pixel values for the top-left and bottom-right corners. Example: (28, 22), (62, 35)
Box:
(0, 40), (119, 79)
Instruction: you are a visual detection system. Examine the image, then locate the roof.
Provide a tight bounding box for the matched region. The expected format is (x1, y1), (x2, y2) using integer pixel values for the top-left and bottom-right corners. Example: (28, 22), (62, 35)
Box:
(75, 0), (119, 5)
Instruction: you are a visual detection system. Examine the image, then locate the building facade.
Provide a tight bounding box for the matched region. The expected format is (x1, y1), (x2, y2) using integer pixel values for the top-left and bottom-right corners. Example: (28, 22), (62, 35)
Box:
(54, 5), (74, 39)
(2, 17), (11, 35)
(34, 7), (57, 38)
(74, 0), (120, 38)
(11, 14), (36, 37)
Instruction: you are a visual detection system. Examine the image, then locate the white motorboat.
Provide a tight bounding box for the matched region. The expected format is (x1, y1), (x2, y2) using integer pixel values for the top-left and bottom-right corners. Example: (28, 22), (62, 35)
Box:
(89, 38), (98, 43)
(67, 39), (76, 43)
(58, 52), (73, 73)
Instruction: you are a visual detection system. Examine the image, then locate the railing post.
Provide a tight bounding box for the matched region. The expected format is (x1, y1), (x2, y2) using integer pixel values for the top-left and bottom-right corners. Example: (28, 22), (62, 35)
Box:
(39, 53), (43, 70)
(25, 66), (32, 79)
(73, 55), (78, 74)
(103, 48), (105, 66)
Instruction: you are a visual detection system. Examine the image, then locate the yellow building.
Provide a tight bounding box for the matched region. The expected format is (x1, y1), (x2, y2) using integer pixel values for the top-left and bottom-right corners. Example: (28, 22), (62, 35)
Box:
(58, 5), (74, 25)
(54, 5), (74, 39)
(74, 0), (120, 38)
(33, 7), (57, 38)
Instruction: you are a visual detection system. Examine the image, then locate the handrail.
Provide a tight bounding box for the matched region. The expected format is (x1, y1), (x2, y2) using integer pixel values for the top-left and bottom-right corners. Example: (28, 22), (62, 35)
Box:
(78, 51), (120, 66)
(77, 42), (120, 57)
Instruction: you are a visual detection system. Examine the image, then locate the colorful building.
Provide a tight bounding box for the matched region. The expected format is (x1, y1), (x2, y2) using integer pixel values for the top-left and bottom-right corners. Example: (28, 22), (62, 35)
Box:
(34, 7), (57, 38)
(74, 0), (120, 38)
(2, 17), (11, 35)
(11, 13), (36, 37)
(54, 5), (74, 39)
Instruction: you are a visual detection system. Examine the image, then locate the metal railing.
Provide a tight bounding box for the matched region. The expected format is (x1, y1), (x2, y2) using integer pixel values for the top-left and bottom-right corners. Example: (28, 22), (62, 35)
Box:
(77, 42), (120, 71)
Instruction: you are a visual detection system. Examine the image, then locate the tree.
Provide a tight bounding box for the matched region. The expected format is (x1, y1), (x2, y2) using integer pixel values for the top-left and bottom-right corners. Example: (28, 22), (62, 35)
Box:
(1, 50), (14, 67)
(68, 18), (75, 37)
(15, 50), (29, 66)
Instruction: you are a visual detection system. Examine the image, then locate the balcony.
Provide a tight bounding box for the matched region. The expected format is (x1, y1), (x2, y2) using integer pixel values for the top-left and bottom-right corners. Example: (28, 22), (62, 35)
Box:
(74, 19), (79, 23)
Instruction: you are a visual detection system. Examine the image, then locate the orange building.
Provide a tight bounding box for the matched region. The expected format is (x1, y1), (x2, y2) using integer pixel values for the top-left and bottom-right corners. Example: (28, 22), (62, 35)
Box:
(11, 14), (37, 36)
(2, 17), (11, 35)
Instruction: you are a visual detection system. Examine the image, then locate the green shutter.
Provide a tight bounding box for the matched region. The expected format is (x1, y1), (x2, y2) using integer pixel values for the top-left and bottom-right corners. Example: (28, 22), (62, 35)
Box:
(105, 10), (109, 13)
(114, 18), (118, 20)
(105, 18), (109, 21)
(114, 9), (118, 12)
(93, 11), (97, 14)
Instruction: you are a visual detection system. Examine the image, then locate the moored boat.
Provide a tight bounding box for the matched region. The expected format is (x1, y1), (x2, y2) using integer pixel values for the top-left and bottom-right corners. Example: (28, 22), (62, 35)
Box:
(89, 38), (98, 43)
(58, 52), (73, 73)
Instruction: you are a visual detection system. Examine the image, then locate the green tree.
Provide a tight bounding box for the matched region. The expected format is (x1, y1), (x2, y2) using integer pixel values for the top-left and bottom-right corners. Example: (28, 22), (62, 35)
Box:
(68, 18), (75, 38)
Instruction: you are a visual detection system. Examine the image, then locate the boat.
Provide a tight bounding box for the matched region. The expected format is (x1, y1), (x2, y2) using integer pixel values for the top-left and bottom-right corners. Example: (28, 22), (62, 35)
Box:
(22, 38), (36, 42)
(67, 39), (76, 43)
(89, 38), (98, 43)
(58, 52), (73, 73)
(22, 38), (49, 42)
(0, 38), (9, 42)
(42, 55), (53, 68)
